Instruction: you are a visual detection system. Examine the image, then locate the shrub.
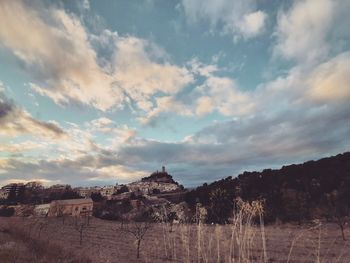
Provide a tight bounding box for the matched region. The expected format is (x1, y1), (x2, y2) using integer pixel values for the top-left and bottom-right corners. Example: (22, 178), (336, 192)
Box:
(0, 206), (15, 217)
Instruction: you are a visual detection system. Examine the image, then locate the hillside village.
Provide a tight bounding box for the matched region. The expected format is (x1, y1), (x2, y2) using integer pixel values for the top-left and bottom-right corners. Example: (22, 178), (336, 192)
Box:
(0, 154), (350, 261)
(1, 152), (350, 226)
(0, 166), (189, 221)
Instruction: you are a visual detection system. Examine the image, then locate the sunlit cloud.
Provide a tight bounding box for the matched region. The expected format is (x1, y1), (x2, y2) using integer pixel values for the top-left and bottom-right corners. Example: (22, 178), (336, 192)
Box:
(0, 1), (193, 113)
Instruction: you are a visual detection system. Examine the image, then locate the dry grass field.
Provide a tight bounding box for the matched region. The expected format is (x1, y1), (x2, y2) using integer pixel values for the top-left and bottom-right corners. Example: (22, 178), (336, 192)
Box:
(0, 216), (349, 263)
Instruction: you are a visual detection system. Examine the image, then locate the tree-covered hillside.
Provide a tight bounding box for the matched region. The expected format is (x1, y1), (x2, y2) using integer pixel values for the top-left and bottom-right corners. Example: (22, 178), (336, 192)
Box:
(186, 152), (350, 224)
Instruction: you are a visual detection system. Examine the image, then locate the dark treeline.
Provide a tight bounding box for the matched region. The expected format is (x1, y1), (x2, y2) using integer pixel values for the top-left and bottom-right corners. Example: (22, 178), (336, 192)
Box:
(186, 152), (350, 224)
(0, 185), (81, 206)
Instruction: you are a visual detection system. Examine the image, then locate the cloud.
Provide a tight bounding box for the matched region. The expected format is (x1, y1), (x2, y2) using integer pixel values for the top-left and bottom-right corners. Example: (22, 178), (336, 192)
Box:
(0, 1), (118, 111)
(138, 96), (192, 125)
(181, 0), (267, 40)
(0, 153), (147, 186)
(116, 50), (350, 185)
(0, 93), (66, 138)
(306, 52), (350, 102)
(1, 0), (349, 188)
(196, 75), (254, 116)
(85, 117), (136, 146)
(116, 100), (350, 185)
(240, 11), (267, 38)
(0, 82), (4, 92)
(273, 0), (350, 63)
(82, 0), (90, 10)
(191, 59), (255, 117)
(113, 37), (193, 107)
(190, 59), (255, 117)
(0, 141), (45, 153)
(93, 165), (147, 182)
(0, 1), (192, 112)
(89, 117), (114, 130)
(195, 96), (214, 116)
(140, 59), (255, 124)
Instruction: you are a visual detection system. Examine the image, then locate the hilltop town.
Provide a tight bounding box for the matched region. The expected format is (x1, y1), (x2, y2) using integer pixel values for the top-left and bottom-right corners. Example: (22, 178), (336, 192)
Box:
(1, 153), (350, 262)
(0, 166), (189, 221)
(1, 152), (350, 225)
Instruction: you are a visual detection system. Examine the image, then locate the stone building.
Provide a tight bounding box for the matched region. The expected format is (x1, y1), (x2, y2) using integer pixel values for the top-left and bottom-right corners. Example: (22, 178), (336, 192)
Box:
(128, 181), (179, 195)
(75, 187), (91, 198)
(0, 189), (9, 199)
(1, 183), (25, 198)
(100, 186), (115, 197)
(49, 198), (93, 217)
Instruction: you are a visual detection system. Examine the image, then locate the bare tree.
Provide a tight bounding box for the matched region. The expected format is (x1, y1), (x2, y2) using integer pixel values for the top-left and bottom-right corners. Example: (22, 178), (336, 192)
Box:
(74, 216), (89, 245)
(119, 220), (152, 259)
(83, 210), (92, 226)
(50, 202), (67, 225)
(58, 206), (67, 225)
(153, 205), (178, 232)
(166, 212), (178, 233)
(326, 190), (349, 241)
(34, 218), (48, 239)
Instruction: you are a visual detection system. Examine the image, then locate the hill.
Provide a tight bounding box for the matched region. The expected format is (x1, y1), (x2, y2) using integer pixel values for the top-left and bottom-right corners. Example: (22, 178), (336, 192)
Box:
(141, 166), (178, 185)
(185, 152), (350, 223)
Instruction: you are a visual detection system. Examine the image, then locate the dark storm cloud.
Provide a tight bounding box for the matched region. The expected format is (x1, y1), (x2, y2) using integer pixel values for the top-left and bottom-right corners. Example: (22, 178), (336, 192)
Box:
(0, 93), (66, 138)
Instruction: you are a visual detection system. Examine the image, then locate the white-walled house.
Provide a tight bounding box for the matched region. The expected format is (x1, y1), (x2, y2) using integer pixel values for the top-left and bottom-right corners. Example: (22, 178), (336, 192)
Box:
(34, 204), (50, 217)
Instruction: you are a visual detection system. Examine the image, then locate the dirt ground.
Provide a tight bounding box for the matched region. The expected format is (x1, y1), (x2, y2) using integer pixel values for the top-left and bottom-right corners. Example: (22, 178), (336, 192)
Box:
(0, 217), (349, 263)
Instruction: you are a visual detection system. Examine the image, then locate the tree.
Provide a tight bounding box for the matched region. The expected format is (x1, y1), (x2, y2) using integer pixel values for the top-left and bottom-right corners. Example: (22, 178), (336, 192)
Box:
(90, 192), (103, 202)
(153, 206), (178, 232)
(61, 190), (81, 200)
(74, 215), (90, 245)
(207, 188), (233, 224)
(152, 188), (161, 195)
(0, 206), (15, 217)
(326, 190), (349, 240)
(166, 212), (178, 232)
(56, 205), (67, 225)
(119, 220), (152, 259)
(34, 218), (48, 239)
(116, 185), (129, 194)
(280, 189), (309, 224)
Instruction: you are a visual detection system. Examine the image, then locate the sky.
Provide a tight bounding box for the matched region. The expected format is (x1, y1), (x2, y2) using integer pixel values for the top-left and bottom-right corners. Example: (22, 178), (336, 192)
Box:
(0, 0), (350, 187)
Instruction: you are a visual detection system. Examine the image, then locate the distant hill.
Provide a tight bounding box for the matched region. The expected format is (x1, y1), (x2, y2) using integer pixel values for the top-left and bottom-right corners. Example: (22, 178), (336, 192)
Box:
(185, 152), (350, 224)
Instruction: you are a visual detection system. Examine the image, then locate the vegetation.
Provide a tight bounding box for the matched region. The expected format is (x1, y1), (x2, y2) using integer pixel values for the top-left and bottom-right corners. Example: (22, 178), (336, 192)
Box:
(186, 152), (350, 226)
(1, 184), (81, 206)
(1, 152), (350, 261)
(116, 185), (129, 194)
(0, 206), (15, 217)
(119, 220), (152, 259)
(1, 211), (349, 262)
(0, 218), (91, 262)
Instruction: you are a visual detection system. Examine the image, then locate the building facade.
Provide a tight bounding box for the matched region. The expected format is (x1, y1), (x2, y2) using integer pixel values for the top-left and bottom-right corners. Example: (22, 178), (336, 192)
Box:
(0, 189), (9, 199)
(49, 198), (93, 217)
(1, 183), (25, 198)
